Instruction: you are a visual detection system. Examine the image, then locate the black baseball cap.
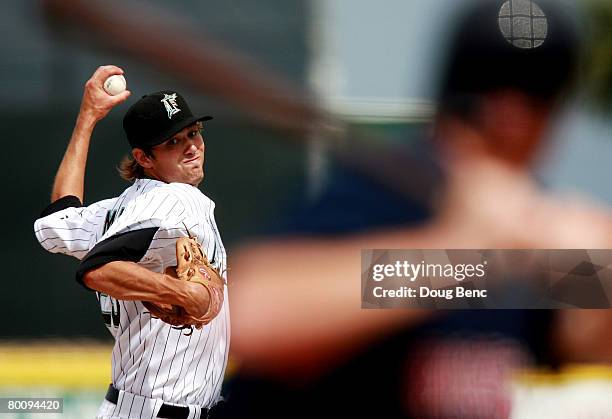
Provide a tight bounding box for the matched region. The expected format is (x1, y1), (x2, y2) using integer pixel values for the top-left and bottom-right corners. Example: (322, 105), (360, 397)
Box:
(123, 90), (213, 149)
(438, 0), (581, 102)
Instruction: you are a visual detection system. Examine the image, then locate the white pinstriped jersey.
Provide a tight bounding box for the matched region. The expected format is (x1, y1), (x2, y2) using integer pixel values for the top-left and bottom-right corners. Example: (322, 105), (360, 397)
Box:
(34, 178), (229, 409)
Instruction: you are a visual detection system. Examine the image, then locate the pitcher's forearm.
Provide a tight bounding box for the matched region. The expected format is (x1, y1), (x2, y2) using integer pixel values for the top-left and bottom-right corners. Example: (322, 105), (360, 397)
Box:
(82, 261), (209, 316)
(51, 113), (97, 202)
(83, 261), (189, 305)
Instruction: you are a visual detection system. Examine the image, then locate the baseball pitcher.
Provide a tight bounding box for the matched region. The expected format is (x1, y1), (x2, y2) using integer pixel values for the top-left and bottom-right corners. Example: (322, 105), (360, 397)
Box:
(34, 65), (229, 419)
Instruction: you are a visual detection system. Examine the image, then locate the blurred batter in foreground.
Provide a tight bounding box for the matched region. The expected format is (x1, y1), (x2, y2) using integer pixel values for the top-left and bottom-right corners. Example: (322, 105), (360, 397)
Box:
(229, 1), (612, 418)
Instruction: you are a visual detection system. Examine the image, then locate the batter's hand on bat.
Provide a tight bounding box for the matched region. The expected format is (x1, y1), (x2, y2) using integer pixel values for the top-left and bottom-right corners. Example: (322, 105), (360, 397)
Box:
(79, 65), (131, 123)
(436, 155), (538, 248)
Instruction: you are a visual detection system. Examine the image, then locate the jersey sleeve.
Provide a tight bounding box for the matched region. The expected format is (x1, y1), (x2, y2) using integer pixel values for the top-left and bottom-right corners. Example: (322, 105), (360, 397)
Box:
(34, 195), (117, 260)
(74, 189), (194, 289)
(75, 227), (159, 289)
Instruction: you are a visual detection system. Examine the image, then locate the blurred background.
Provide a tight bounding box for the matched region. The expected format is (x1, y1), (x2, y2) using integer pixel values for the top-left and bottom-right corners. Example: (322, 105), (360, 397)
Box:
(5, 0), (612, 417)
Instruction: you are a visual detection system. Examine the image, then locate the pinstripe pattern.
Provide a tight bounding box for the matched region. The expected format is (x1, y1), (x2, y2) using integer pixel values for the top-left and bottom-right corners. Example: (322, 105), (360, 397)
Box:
(35, 178), (229, 409)
(34, 198), (117, 258)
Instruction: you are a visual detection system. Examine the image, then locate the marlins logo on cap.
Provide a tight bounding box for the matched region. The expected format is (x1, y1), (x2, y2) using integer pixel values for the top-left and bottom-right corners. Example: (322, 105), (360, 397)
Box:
(161, 93), (181, 119)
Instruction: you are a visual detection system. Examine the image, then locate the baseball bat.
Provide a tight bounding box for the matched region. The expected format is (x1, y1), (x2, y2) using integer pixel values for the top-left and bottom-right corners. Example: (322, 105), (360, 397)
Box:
(42, 0), (442, 209)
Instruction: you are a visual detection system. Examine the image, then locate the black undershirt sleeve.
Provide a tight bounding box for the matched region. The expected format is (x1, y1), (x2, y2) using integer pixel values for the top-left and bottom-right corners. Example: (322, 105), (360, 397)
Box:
(40, 195), (83, 217)
(76, 227), (159, 291)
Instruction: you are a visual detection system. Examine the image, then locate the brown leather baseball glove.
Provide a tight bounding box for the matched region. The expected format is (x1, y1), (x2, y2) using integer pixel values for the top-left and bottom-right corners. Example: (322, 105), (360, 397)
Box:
(143, 236), (225, 333)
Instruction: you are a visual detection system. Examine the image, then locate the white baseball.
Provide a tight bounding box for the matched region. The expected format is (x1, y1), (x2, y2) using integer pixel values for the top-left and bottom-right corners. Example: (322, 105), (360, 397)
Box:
(103, 74), (127, 96)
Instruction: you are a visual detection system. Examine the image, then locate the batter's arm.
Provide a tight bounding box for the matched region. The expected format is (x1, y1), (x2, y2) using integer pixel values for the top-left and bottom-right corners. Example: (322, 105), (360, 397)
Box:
(51, 65), (130, 202)
(229, 223), (466, 381)
(82, 261), (210, 319)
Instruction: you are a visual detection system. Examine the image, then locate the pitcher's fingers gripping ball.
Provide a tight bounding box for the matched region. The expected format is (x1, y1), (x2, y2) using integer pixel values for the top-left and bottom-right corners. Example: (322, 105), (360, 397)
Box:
(143, 236), (226, 333)
(103, 74), (127, 96)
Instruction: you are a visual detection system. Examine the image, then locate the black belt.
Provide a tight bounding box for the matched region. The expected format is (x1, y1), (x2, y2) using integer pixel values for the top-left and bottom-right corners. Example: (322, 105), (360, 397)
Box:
(105, 385), (215, 419)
